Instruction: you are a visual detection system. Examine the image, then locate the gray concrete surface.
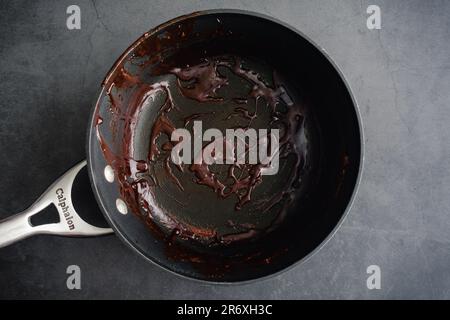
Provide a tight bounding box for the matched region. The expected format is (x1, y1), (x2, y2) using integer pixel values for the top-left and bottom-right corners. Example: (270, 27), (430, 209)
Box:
(0, 0), (449, 299)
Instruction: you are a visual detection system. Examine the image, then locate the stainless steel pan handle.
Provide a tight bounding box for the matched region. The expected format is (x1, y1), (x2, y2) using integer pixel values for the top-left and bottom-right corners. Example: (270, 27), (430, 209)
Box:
(0, 161), (113, 248)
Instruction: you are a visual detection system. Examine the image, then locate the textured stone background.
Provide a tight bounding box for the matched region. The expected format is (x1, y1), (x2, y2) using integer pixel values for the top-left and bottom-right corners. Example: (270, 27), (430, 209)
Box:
(0, 0), (449, 299)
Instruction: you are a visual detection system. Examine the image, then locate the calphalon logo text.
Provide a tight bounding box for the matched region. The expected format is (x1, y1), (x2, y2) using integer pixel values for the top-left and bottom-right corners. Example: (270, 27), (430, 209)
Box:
(56, 188), (75, 230)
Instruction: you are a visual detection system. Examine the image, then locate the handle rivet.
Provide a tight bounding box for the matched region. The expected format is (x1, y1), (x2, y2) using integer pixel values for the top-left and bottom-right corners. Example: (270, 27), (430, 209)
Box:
(116, 198), (128, 215)
(104, 165), (114, 183)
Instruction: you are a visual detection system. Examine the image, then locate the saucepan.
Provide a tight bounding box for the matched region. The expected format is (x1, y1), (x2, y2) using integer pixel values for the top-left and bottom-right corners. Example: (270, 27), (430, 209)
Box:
(0, 10), (363, 282)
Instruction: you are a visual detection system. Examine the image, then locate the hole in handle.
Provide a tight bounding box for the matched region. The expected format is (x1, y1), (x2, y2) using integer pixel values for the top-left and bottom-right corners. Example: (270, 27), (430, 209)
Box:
(71, 166), (109, 228)
(29, 205), (60, 226)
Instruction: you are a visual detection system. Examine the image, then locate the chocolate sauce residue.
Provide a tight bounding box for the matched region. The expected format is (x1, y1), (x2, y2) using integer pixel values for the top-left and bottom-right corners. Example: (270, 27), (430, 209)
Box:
(95, 54), (307, 249)
(171, 61), (228, 102)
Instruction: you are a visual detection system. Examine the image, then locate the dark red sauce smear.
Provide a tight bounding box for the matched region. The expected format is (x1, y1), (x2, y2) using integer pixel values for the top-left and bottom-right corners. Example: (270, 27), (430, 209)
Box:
(95, 29), (309, 276)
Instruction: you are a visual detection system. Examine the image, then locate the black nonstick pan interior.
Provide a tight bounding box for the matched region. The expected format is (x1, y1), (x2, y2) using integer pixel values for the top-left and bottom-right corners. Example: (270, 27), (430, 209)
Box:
(87, 10), (362, 282)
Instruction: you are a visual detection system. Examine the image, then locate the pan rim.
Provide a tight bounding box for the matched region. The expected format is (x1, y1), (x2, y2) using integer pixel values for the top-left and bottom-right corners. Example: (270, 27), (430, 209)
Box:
(86, 8), (365, 285)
